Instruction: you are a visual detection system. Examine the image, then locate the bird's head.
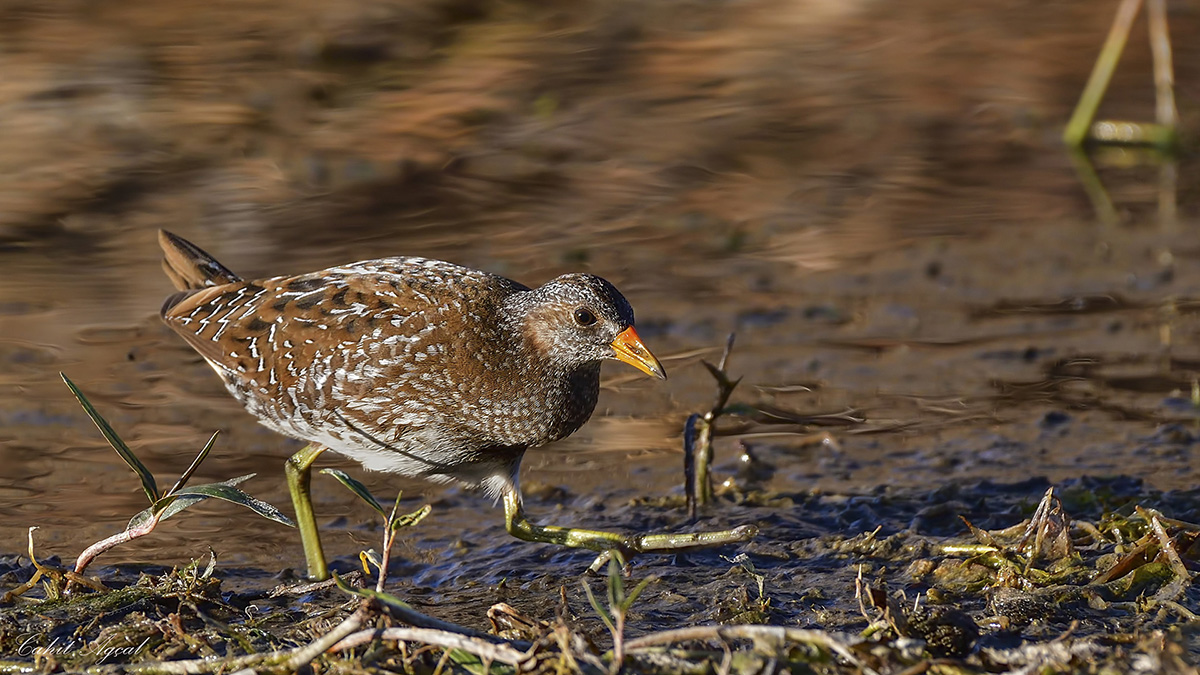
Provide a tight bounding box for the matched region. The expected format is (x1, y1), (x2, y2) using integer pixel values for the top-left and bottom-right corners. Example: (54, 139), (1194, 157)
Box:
(512, 273), (666, 379)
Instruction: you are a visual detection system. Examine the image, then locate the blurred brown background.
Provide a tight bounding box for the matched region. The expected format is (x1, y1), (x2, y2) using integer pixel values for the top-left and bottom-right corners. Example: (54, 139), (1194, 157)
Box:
(3, 0), (1196, 253)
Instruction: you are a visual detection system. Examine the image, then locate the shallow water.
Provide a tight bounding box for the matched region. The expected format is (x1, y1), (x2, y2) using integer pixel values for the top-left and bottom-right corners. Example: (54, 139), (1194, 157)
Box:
(2, 0), (1200, 648)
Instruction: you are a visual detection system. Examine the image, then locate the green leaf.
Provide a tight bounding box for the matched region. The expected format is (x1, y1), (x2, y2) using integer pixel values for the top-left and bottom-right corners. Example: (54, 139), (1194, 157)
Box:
(392, 504), (432, 531)
(449, 648), (511, 675)
(173, 480), (294, 526)
(607, 557), (624, 609)
(581, 577), (615, 633)
(126, 474), (294, 530)
(165, 431), (219, 498)
(447, 649), (482, 668)
(320, 468), (386, 518)
(158, 473), (253, 518)
(127, 506), (160, 532)
(62, 373), (158, 503)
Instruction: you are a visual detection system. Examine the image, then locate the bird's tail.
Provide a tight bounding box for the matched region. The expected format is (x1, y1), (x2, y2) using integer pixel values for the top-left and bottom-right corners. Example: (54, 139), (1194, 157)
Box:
(158, 230), (243, 312)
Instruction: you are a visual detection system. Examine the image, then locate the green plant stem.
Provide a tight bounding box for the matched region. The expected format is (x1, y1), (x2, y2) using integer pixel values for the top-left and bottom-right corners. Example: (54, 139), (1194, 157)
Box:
(286, 443), (329, 580)
(1063, 0), (1143, 147)
(1147, 0), (1177, 130)
(686, 334), (739, 516)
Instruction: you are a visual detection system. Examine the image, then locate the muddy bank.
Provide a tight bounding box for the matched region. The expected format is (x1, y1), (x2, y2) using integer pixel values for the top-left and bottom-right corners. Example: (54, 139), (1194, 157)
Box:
(3, 478), (1200, 673)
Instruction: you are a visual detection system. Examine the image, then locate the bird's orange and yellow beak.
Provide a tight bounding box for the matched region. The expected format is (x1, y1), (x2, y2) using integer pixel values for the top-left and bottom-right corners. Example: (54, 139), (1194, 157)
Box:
(610, 326), (667, 380)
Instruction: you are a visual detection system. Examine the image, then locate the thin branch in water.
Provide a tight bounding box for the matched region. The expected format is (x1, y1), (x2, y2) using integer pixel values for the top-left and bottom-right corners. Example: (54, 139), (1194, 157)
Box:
(684, 332), (741, 518)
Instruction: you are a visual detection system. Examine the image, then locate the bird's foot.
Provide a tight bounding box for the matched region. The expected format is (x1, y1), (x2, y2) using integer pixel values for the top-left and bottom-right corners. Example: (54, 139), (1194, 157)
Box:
(503, 490), (757, 573)
(585, 524), (759, 573)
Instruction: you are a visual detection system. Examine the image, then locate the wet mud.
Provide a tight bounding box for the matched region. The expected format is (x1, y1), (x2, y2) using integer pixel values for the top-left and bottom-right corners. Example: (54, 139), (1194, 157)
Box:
(3, 0), (1200, 671)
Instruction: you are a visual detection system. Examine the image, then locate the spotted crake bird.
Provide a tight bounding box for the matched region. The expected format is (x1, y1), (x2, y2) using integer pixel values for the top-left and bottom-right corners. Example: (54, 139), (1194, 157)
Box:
(158, 230), (755, 579)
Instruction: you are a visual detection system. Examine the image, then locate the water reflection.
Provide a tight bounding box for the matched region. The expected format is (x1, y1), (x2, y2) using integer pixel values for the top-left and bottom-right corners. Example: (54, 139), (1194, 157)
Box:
(1069, 147), (1179, 229)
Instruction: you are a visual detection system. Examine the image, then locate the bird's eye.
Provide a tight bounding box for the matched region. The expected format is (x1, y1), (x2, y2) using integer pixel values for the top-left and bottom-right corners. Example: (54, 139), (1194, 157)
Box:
(573, 307), (597, 326)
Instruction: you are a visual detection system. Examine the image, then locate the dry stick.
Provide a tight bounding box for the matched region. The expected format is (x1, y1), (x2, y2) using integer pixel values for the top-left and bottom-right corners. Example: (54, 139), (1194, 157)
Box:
(376, 530), (394, 593)
(282, 606), (369, 672)
(125, 607), (369, 675)
(717, 643), (734, 675)
(376, 496), (403, 593)
(624, 625), (876, 675)
(329, 627), (528, 665)
(269, 571), (360, 598)
(1149, 515), (1191, 581)
(430, 649), (452, 675)
(1018, 487), (1056, 574)
(548, 623), (600, 675)
(4, 529), (108, 601)
(1075, 520), (1107, 549)
(628, 649), (720, 675)
(1139, 510), (1200, 532)
(120, 588), (511, 672)
(4, 528), (56, 602)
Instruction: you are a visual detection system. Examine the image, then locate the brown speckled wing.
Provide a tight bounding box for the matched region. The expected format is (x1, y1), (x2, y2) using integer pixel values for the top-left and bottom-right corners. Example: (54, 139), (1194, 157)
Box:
(162, 257), (525, 441)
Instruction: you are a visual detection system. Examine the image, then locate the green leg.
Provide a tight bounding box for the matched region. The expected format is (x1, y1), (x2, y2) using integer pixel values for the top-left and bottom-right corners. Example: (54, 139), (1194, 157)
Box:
(286, 443), (329, 580)
(502, 490), (757, 571)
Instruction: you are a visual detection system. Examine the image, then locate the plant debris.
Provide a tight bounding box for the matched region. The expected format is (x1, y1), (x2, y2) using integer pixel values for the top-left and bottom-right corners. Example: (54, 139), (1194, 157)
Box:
(4, 480), (1200, 673)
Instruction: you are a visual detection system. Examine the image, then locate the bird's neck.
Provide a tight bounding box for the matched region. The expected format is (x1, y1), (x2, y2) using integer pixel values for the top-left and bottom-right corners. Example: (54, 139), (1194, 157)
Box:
(490, 292), (603, 445)
(538, 361), (602, 444)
